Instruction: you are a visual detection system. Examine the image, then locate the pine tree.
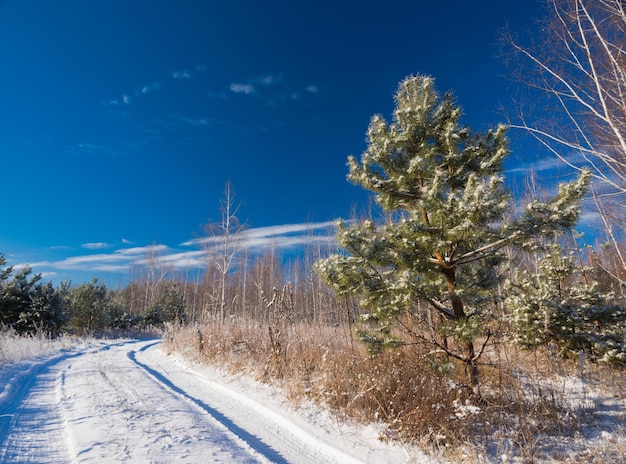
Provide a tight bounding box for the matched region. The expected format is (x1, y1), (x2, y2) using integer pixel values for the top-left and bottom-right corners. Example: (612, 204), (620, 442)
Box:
(0, 265), (42, 331)
(0, 253), (12, 283)
(69, 278), (111, 334)
(316, 76), (590, 386)
(143, 282), (186, 326)
(0, 254), (68, 335)
(0, 253), (14, 325)
(506, 244), (626, 363)
(15, 281), (61, 334)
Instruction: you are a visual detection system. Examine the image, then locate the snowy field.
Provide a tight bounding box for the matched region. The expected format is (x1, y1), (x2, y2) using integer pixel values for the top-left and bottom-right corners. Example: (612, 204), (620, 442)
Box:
(0, 338), (432, 463)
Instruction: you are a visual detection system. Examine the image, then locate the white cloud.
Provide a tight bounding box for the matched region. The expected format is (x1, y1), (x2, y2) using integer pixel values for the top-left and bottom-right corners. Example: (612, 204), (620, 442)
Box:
(82, 242), (110, 250)
(39, 272), (58, 279)
(11, 262), (40, 272)
(141, 82), (160, 94)
(171, 64), (206, 80)
(172, 115), (213, 127)
(171, 70), (192, 79)
(115, 244), (168, 256)
(579, 209), (603, 228)
(230, 75), (279, 96)
(20, 245), (170, 275)
(107, 81), (161, 110)
(506, 153), (586, 175)
(506, 158), (562, 174)
(228, 75), (319, 107)
(182, 221), (337, 249)
(256, 75), (276, 85)
(230, 83), (255, 94)
(136, 250), (207, 269)
(20, 222), (339, 279)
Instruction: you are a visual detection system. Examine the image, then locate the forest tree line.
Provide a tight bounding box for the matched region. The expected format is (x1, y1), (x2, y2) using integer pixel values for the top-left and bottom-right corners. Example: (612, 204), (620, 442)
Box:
(1, 200), (625, 363)
(0, 242), (345, 336)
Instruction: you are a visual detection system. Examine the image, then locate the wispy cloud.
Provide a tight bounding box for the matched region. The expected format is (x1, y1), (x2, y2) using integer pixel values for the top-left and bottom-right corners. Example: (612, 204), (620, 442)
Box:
(230, 83), (255, 94)
(171, 115), (214, 127)
(230, 75), (279, 97)
(82, 242), (110, 250)
(579, 209), (603, 228)
(171, 65), (206, 80)
(141, 82), (160, 94)
(506, 153), (585, 175)
(305, 85), (319, 94)
(171, 70), (192, 79)
(115, 245), (168, 256)
(257, 75), (276, 85)
(74, 143), (124, 157)
(39, 272), (58, 279)
(229, 75), (319, 106)
(106, 80), (162, 108)
(181, 221), (336, 247)
(163, 115), (222, 132)
(135, 250), (206, 269)
(19, 222), (339, 279)
(20, 244), (170, 274)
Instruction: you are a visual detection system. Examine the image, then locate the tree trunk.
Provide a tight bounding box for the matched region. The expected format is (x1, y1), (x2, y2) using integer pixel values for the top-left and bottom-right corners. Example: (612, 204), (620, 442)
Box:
(464, 340), (479, 388)
(443, 266), (479, 387)
(220, 271), (226, 324)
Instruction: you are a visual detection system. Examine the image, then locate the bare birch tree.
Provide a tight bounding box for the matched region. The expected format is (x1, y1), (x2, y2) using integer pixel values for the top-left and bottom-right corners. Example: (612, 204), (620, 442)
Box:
(204, 181), (246, 324)
(505, 0), (626, 281)
(507, 0), (626, 196)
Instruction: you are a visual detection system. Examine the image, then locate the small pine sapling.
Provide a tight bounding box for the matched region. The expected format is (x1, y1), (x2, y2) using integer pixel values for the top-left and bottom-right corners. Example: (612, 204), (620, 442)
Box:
(506, 244), (626, 363)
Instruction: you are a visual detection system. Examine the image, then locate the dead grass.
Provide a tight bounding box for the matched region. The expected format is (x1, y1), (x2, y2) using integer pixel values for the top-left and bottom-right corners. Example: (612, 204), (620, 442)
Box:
(164, 320), (626, 463)
(0, 327), (78, 364)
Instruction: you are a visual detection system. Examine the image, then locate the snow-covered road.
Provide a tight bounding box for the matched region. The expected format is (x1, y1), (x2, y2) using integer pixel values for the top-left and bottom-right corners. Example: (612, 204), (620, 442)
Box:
(0, 339), (427, 463)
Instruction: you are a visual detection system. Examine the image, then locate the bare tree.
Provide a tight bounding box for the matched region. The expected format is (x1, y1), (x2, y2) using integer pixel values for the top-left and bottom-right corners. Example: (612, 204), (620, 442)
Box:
(203, 181), (246, 324)
(126, 243), (171, 316)
(143, 244), (171, 309)
(506, 0), (626, 197)
(505, 0), (626, 282)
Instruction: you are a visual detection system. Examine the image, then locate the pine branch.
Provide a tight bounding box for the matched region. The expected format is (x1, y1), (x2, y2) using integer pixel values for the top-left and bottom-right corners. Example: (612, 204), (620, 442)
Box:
(456, 232), (522, 265)
(426, 297), (456, 319)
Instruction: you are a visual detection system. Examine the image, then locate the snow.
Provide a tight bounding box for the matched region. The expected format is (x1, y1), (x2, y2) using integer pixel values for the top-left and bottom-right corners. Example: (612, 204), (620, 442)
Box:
(0, 338), (432, 463)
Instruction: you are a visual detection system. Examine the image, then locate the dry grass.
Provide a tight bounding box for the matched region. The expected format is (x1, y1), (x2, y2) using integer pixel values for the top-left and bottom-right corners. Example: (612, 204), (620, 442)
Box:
(0, 327), (79, 364)
(164, 320), (626, 463)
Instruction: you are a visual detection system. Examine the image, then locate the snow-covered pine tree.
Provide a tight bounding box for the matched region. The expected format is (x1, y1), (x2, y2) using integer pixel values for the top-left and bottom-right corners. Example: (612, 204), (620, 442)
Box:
(316, 75), (590, 386)
(506, 244), (626, 363)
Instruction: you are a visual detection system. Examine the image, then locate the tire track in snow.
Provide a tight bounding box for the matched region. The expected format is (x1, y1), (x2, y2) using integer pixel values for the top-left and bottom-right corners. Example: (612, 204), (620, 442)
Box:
(2, 339), (421, 463)
(131, 341), (368, 464)
(59, 339), (272, 463)
(128, 342), (290, 464)
(0, 356), (71, 463)
(0, 340), (132, 463)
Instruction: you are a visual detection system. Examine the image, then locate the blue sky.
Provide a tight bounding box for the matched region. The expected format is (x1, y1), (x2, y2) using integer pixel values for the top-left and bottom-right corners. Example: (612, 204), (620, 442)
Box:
(1, 0), (549, 285)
